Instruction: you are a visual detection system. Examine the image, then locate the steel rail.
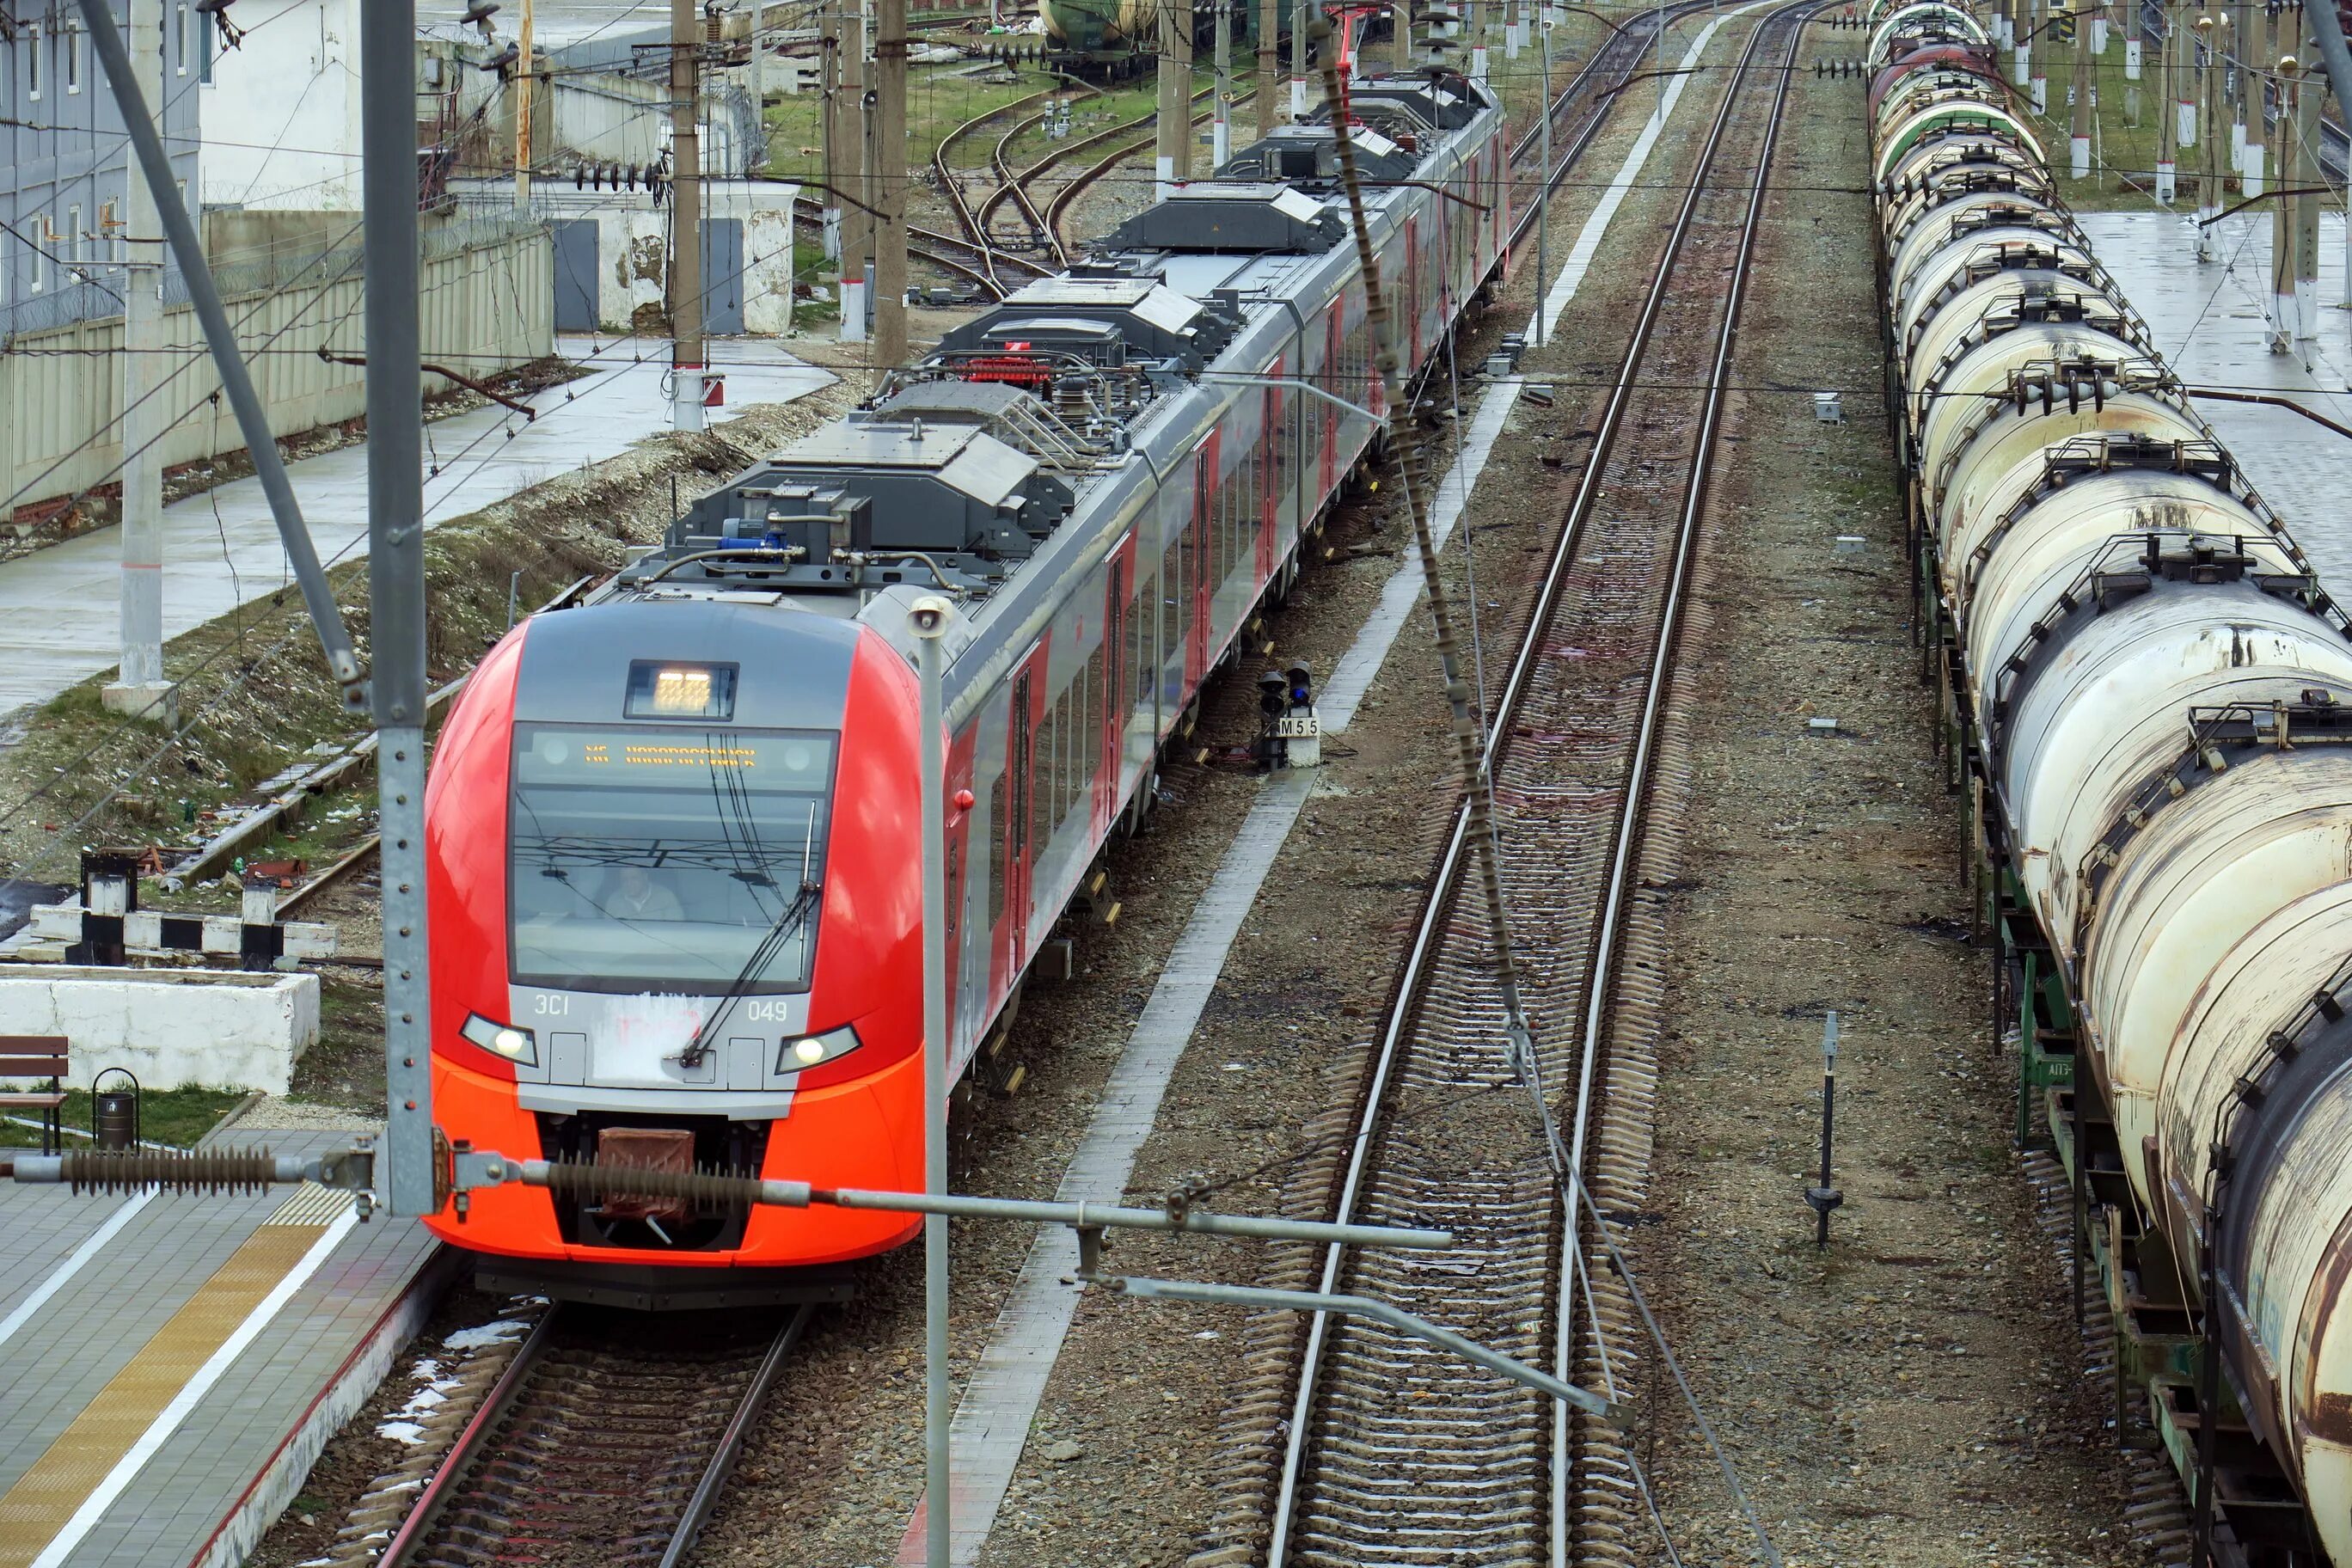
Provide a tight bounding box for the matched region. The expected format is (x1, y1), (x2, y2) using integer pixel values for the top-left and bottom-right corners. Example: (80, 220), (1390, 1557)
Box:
(374, 1302), (812, 1568)
(373, 1306), (562, 1568)
(1258, 8), (1815, 1566)
(934, 86), (1063, 292)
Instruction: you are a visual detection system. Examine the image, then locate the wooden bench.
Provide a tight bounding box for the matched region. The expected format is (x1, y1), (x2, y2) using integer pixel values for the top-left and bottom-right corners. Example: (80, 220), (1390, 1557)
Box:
(0, 1036), (69, 1155)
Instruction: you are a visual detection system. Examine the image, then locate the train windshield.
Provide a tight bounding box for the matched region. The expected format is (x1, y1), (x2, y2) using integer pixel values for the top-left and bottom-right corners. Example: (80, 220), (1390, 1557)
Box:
(507, 725), (835, 994)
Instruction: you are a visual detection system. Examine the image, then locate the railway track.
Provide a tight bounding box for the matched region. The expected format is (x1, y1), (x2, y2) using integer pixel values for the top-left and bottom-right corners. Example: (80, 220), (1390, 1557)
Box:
(1202, 9), (1812, 1565)
(372, 1302), (812, 1568)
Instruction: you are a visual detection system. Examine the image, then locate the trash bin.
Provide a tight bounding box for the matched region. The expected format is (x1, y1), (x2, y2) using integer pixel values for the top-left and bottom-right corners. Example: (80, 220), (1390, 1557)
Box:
(93, 1068), (140, 1151)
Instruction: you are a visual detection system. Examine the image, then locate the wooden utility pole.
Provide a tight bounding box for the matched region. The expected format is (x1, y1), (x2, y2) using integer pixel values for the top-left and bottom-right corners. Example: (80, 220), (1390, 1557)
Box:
(671, 0), (705, 429)
(875, 0), (907, 368)
(1157, 0), (1193, 197)
(515, 0), (536, 210)
(840, 0), (869, 341)
(1258, 0), (1279, 132)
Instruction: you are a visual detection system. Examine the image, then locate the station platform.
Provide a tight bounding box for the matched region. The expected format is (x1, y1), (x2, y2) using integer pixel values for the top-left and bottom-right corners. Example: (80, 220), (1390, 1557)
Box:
(2077, 210), (2352, 582)
(0, 1130), (444, 1568)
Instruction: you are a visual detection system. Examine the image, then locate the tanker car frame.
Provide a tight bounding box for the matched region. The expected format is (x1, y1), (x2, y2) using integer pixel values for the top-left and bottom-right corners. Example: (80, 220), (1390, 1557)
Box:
(1871, 2), (2352, 1560)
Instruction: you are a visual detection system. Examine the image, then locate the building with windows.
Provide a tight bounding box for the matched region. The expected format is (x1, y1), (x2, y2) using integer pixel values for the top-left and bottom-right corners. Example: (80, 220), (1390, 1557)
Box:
(0, 2), (205, 330)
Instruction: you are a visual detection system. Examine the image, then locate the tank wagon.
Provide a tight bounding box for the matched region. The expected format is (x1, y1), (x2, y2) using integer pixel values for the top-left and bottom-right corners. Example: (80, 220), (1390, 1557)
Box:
(420, 70), (1510, 1302)
(1871, 3), (2352, 1559)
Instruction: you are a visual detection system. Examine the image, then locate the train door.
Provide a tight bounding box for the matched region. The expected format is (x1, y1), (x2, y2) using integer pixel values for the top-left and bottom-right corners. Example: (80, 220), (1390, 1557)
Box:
(1189, 435), (1218, 683)
(1406, 216), (1421, 370)
(943, 720), (977, 1069)
(996, 655), (1044, 988)
(1321, 306), (1341, 502)
(1097, 542), (1130, 834)
(1259, 367), (1282, 581)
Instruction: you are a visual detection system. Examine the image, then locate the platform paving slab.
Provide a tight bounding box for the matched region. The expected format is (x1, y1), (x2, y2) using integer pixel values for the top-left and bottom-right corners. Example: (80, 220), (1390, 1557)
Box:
(0, 335), (834, 718)
(0, 1130), (441, 1568)
(2075, 209), (2352, 582)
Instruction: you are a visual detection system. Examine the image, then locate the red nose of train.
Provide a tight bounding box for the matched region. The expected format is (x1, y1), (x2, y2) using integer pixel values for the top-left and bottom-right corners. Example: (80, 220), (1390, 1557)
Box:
(421, 600), (928, 1272)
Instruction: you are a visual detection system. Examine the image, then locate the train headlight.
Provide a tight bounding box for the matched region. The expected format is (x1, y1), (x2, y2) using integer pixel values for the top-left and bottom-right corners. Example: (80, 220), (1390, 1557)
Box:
(781, 1024), (861, 1073)
(461, 1013), (539, 1066)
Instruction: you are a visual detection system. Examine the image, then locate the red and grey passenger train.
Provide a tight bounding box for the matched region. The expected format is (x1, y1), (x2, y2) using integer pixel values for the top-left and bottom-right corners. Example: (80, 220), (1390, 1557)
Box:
(420, 69), (1510, 1291)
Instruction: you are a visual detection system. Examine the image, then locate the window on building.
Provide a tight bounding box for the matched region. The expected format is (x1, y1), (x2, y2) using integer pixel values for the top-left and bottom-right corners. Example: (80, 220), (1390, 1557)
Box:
(199, 10), (214, 83)
(29, 240), (45, 294)
(175, 4), (191, 74)
(66, 205), (83, 266)
(27, 23), (43, 101)
(64, 21), (81, 93)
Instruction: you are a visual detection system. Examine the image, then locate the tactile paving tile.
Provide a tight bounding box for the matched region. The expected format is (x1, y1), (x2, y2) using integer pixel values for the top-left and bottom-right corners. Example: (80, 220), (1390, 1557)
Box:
(0, 1222), (328, 1568)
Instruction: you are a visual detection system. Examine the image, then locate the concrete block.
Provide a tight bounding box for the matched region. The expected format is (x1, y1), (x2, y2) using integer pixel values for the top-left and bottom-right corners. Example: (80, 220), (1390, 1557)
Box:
(0, 964), (318, 1093)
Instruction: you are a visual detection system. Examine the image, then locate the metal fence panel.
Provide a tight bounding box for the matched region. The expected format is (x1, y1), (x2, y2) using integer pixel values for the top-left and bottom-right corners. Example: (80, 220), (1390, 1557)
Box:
(0, 223), (554, 517)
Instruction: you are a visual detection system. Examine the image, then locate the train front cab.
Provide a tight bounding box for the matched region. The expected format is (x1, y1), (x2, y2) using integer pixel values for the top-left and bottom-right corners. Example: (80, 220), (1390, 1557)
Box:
(422, 600), (928, 1278)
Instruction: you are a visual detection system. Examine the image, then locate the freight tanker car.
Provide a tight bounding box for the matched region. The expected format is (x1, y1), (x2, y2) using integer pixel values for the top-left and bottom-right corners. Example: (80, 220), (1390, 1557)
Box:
(1871, 2), (2352, 1559)
(420, 69), (1512, 1304)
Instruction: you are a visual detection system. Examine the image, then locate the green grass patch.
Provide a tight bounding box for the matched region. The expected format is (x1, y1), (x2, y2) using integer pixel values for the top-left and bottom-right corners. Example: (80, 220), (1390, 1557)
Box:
(0, 1084), (251, 1149)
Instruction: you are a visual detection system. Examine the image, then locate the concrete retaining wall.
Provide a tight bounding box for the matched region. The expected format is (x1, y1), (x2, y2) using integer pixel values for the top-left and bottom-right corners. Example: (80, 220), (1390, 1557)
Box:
(0, 965), (319, 1094)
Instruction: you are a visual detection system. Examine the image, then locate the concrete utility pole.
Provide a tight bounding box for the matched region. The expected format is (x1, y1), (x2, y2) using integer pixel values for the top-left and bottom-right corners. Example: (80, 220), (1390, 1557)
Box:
(670, 0), (706, 430)
(2072, 5), (2095, 175)
(1393, 0), (1412, 70)
(2231, 0), (2249, 170)
(2030, 0), (2048, 108)
(2015, 0), (2031, 87)
(2294, 36), (2319, 338)
(104, 0), (168, 723)
(748, 1), (764, 125)
(1158, 0), (1193, 198)
(1259, 0), (1280, 132)
(2272, 50), (2300, 347)
(1215, 0), (1233, 165)
(1292, 0), (1309, 119)
(840, 0), (869, 341)
(2127, 0), (2142, 77)
(874, 0), (907, 368)
(2245, 1), (2268, 193)
(2159, 0), (2178, 199)
(2179, 0), (2200, 156)
(821, 17), (842, 260)
(515, 0), (536, 211)
(2199, 11), (2226, 258)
